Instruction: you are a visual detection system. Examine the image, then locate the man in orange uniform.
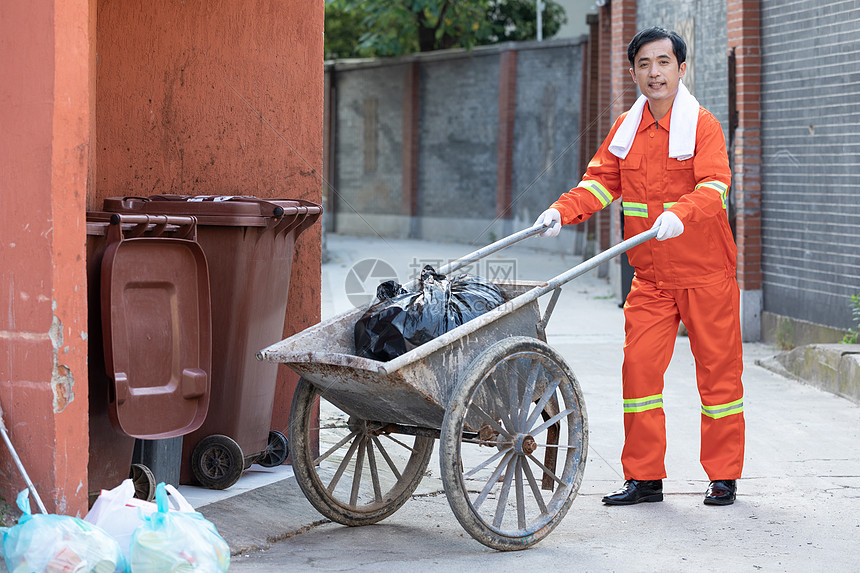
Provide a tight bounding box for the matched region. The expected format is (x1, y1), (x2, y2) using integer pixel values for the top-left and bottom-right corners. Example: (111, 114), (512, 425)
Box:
(535, 27), (744, 506)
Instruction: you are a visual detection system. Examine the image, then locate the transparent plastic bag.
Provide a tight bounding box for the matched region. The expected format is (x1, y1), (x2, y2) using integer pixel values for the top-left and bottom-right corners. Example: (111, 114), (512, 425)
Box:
(129, 483), (229, 573)
(0, 489), (126, 573)
(85, 479), (195, 562)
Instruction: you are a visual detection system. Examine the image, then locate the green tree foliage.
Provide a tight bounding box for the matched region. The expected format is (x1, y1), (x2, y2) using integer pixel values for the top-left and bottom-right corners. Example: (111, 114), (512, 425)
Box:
(361, 0), (492, 55)
(482, 0), (567, 44)
(324, 0), (372, 59)
(324, 0), (568, 59)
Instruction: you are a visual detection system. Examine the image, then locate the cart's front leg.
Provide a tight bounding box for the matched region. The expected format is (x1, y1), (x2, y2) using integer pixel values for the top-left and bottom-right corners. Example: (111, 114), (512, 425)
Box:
(540, 397), (560, 492)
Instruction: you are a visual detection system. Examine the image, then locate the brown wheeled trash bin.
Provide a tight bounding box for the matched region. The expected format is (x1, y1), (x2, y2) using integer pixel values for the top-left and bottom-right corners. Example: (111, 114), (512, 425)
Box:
(102, 195), (322, 489)
(86, 213), (212, 504)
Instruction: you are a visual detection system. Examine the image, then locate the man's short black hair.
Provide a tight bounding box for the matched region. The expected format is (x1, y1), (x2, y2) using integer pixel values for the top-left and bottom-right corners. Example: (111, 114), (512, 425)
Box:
(627, 26), (687, 67)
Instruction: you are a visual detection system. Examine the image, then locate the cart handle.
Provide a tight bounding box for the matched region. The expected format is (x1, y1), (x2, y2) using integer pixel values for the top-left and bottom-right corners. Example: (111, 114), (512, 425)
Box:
(534, 226), (657, 295)
(379, 227), (658, 375)
(402, 223), (548, 289)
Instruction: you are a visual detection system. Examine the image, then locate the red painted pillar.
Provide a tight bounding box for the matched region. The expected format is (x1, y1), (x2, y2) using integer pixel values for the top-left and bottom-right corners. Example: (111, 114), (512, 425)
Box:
(594, 3), (615, 270)
(610, 0), (639, 122)
(728, 0), (763, 341)
(581, 15), (601, 172)
(579, 14), (601, 250)
(0, 0), (92, 516)
(609, 0), (639, 255)
(496, 50), (518, 221)
(402, 61), (420, 235)
(323, 65), (337, 232)
(597, 4), (614, 139)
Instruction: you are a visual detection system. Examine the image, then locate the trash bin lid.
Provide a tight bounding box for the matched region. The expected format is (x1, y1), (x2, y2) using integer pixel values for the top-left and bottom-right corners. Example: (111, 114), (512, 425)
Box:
(100, 218), (212, 439)
(102, 195), (322, 227)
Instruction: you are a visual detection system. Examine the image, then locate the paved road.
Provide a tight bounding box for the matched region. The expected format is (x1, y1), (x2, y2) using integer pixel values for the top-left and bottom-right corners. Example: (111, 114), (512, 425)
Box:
(220, 233), (860, 572)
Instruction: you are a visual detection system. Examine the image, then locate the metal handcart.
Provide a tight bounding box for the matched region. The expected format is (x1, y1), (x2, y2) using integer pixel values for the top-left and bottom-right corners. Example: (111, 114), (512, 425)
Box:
(258, 224), (657, 550)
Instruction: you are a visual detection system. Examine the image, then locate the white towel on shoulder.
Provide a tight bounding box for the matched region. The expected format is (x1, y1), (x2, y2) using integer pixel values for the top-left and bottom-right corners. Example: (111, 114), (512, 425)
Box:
(608, 82), (700, 161)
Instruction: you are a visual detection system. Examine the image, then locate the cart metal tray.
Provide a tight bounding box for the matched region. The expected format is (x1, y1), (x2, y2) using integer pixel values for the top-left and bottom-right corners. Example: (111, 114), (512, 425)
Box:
(259, 225), (656, 551)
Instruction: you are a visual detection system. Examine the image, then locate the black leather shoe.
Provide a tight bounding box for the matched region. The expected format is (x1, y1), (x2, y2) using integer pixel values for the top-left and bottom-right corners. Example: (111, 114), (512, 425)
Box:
(602, 479), (663, 505)
(704, 480), (736, 505)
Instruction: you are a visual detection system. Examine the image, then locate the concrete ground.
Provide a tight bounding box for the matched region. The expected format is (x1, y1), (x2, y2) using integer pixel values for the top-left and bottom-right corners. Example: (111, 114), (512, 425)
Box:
(199, 232), (860, 572)
(8, 232), (852, 572)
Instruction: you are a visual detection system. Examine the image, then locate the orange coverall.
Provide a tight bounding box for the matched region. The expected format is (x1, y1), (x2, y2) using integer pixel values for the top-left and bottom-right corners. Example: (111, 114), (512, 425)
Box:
(551, 103), (744, 481)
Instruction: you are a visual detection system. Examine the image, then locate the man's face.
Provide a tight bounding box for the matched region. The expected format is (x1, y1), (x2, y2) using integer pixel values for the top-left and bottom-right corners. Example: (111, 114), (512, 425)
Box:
(629, 38), (687, 106)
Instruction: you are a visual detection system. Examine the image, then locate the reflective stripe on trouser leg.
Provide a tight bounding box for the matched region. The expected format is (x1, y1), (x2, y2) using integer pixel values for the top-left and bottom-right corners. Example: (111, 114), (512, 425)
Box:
(620, 277), (681, 480)
(678, 277), (745, 480)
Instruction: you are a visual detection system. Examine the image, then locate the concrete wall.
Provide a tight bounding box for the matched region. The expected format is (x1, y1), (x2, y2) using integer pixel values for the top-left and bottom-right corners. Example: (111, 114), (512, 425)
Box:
(332, 64), (407, 217)
(328, 38), (586, 253)
(328, 60), (411, 237)
(759, 0), (860, 331)
(636, 0), (729, 137)
(512, 45), (585, 231)
(554, 0), (600, 39)
(418, 53), (500, 231)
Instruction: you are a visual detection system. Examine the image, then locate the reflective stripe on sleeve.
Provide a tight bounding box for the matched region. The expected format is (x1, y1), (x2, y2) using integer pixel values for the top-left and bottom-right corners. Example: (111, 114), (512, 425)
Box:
(695, 180), (729, 210)
(701, 398), (744, 419)
(622, 201), (648, 218)
(579, 180), (613, 208)
(663, 202), (676, 209)
(623, 394), (664, 413)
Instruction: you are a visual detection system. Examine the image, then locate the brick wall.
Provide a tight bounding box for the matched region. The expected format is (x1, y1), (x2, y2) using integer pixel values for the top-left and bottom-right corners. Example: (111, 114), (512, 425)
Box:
(496, 51), (518, 219)
(759, 0), (860, 330)
(609, 1), (640, 262)
(611, 0), (639, 121)
(402, 62), (420, 223)
(597, 5), (614, 138)
(596, 5), (615, 257)
(728, 0), (763, 340)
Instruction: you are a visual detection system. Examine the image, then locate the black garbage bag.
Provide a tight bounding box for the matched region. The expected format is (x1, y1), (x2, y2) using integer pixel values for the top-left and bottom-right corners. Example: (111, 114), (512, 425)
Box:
(355, 265), (506, 361)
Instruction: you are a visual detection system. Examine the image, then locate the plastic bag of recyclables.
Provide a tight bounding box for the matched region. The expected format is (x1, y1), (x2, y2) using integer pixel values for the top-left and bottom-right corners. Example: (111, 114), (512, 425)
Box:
(85, 478), (221, 568)
(128, 482), (230, 573)
(0, 489), (126, 573)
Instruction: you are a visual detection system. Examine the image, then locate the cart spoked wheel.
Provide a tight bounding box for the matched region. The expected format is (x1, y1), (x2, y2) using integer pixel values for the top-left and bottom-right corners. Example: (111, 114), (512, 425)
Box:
(191, 434), (245, 490)
(129, 463), (156, 501)
(257, 430), (289, 468)
(290, 377), (435, 526)
(440, 336), (588, 551)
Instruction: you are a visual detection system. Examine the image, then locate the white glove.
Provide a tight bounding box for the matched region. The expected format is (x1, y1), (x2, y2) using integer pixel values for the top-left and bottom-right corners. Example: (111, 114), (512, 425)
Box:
(651, 211), (684, 241)
(534, 208), (562, 238)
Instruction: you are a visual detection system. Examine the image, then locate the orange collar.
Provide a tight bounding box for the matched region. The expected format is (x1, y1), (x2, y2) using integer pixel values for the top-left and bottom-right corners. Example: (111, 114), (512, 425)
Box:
(638, 103), (674, 132)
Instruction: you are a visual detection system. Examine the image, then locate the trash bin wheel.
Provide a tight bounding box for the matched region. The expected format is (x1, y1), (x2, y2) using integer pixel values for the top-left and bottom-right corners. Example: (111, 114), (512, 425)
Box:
(191, 434), (245, 490)
(289, 377), (434, 526)
(129, 463), (156, 502)
(439, 337), (588, 551)
(257, 430), (289, 468)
